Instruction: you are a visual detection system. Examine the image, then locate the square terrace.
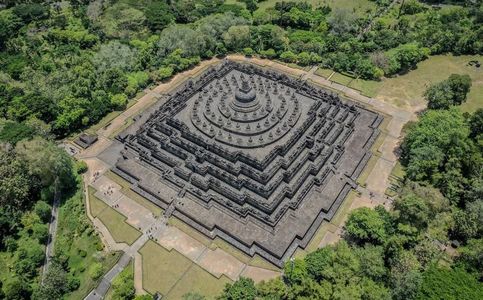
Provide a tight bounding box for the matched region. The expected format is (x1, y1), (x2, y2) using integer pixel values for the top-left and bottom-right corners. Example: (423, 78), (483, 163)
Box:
(106, 60), (383, 267)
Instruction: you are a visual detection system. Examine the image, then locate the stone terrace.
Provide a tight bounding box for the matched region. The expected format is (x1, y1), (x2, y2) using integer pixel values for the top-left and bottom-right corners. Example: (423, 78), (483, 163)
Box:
(107, 60), (382, 267)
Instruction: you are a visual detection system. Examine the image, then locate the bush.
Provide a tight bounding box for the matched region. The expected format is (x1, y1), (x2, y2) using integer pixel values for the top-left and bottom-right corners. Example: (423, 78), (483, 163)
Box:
(110, 93), (128, 110)
(259, 48), (277, 59)
(75, 160), (88, 174)
(280, 50), (297, 63)
(155, 66), (174, 81)
(34, 201), (52, 223)
(243, 47), (255, 57)
(89, 263), (104, 280)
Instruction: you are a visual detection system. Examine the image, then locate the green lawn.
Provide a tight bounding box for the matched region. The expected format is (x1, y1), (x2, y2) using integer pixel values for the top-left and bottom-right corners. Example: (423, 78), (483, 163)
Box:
(348, 54), (483, 112)
(88, 186), (142, 245)
(165, 264), (232, 300)
(97, 205), (142, 245)
(330, 72), (354, 86)
(139, 240), (232, 299)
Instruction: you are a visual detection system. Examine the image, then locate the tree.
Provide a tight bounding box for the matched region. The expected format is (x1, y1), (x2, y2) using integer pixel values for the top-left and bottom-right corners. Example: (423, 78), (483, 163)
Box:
(327, 9), (357, 35)
(15, 137), (74, 189)
(111, 267), (135, 300)
(256, 278), (287, 299)
(157, 24), (207, 58)
(98, 3), (147, 39)
(469, 108), (483, 139)
(425, 74), (472, 109)
(0, 9), (21, 49)
(34, 201), (52, 223)
(2, 277), (30, 300)
(416, 266), (483, 300)
(223, 25), (251, 51)
(356, 244), (387, 281)
(279, 50), (297, 63)
(145, 1), (175, 32)
(394, 195), (430, 230)
(218, 277), (257, 300)
(385, 43), (430, 75)
(401, 108), (476, 202)
(345, 207), (389, 245)
(390, 251), (422, 300)
(33, 262), (70, 300)
(0, 148), (32, 209)
(92, 41), (139, 73)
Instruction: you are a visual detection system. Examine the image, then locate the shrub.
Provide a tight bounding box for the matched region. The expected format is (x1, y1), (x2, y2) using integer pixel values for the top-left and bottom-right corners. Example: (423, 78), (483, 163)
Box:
(34, 201), (52, 223)
(89, 263), (103, 280)
(110, 93), (128, 110)
(280, 50), (297, 63)
(243, 47), (255, 57)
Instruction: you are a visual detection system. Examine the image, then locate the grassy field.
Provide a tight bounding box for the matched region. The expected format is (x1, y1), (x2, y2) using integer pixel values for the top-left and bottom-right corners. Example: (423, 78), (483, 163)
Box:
(88, 187), (142, 245)
(347, 54), (483, 112)
(139, 241), (231, 299)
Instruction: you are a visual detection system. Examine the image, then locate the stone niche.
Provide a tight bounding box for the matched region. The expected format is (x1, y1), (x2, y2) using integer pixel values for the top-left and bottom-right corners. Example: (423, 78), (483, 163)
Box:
(112, 60), (383, 267)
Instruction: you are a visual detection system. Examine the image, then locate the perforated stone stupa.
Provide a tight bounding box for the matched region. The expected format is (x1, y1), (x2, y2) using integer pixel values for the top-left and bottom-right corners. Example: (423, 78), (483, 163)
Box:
(111, 61), (383, 266)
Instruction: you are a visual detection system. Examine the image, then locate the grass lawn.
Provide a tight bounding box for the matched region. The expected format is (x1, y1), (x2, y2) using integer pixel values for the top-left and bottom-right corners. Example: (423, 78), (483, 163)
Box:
(139, 241), (193, 296)
(315, 68), (333, 78)
(140, 240), (232, 299)
(330, 72), (354, 86)
(351, 54), (483, 112)
(96, 204), (142, 245)
(88, 186), (142, 245)
(55, 186), (122, 300)
(165, 264), (232, 300)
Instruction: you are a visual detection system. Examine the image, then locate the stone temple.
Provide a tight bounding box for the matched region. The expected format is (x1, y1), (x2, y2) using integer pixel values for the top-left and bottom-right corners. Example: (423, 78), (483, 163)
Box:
(109, 61), (382, 267)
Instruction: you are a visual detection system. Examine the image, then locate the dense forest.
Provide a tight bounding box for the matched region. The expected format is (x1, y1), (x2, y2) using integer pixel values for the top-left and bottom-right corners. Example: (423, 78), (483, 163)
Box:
(0, 0), (482, 299)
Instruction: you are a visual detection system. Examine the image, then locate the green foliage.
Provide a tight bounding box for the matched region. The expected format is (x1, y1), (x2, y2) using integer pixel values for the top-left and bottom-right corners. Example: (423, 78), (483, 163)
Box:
(111, 265), (135, 300)
(218, 277), (257, 300)
(425, 74), (472, 109)
(34, 201), (52, 223)
(345, 207), (388, 245)
(97, 3), (147, 39)
(401, 108), (479, 203)
(89, 262), (103, 280)
(416, 266), (483, 300)
(0, 121), (35, 145)
(110, 94), (129, 110)
(145, 1), (175, 32)
(385, 43), (430, 75)
(279, 50), (297, 63)
(155, 66), (174, 81)
(16, 137), (74, 189)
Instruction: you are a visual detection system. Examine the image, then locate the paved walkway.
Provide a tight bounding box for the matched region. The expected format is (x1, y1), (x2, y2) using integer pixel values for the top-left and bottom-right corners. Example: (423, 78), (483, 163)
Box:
(77, 56), (419, 298)
(41, 188), (60, 282)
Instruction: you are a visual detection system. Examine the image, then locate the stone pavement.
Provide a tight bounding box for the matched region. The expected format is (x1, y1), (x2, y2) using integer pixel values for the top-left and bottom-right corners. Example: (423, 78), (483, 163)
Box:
(77, 56), (419, 298)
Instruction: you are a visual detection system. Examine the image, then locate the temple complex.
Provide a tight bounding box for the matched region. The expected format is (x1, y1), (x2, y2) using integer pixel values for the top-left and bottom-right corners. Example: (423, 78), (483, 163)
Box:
(108, 60), (383, 267)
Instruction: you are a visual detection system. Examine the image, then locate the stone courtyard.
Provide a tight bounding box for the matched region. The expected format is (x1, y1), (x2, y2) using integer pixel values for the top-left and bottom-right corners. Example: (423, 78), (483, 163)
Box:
(101, 60), (383, 267)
